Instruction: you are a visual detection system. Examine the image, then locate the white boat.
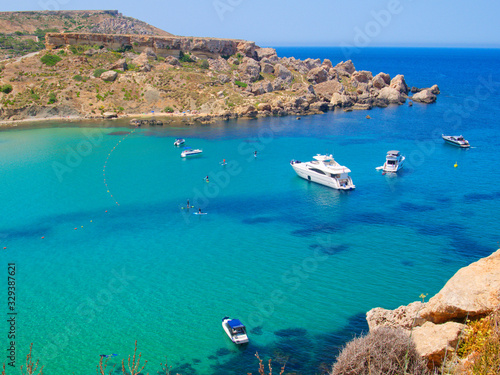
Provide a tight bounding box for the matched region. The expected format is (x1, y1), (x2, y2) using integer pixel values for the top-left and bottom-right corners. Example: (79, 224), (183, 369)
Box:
(174, 138), (185, 146)
(290, 154), (355, 190)
(382, 150), (405, 173)
(181, 148), (203, 157)
(442, 135), (470, 148)
(222, 317), (249, 344)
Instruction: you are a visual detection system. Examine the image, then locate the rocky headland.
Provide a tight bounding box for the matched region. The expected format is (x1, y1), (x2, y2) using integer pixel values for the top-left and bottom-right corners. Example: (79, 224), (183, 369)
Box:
(0, 30), (440, 124)
(366, 249), (500, 370)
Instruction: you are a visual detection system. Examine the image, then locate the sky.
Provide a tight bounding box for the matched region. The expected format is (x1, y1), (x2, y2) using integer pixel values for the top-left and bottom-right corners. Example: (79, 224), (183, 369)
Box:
(2, 0), (500, 48)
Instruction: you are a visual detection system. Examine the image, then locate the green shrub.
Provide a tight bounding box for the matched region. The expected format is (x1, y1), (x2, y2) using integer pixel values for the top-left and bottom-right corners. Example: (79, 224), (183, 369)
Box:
(164, 106), (174, 113)
(93, 68), (107, 78)
(199, 59), (209, 69)
(331, 327), (429, 375)
(48, 92), (57, 104)
(73, 75), (84, 81)
(179, 51), (193, 63)
(0, 84), (13, 94)
(115, 44), (132, 53)
(234, 81), (247, 88)
(40, 54), (62, 66)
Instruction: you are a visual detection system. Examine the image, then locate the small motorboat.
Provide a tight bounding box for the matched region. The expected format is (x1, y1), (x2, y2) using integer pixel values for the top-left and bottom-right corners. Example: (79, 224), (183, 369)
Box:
(381, 150), (405, 173)
(181, 148), (203, 157)
(222, 317), (249, 344)
(442, 135), (470, 148)
(174, 138), (185, 146)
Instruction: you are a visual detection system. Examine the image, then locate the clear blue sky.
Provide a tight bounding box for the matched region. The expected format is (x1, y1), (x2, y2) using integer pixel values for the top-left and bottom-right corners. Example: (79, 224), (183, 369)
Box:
(3, 0), (500, 47)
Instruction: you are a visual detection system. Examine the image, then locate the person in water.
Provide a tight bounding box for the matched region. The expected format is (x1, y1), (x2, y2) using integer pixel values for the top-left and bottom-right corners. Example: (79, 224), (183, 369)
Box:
(254, 150), (257, 157)
(187, 199), (190, 208)
(198, 208), (202, 214)
(205, 175), (209, 182)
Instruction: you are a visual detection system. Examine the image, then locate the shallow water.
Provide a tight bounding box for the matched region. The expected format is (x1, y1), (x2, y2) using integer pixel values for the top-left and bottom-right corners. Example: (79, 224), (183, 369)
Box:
(1, 47), (500, 374)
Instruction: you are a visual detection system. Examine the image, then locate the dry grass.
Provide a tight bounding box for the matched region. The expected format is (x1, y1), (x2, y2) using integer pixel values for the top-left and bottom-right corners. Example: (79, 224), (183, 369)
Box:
(330, 327), (429, 375)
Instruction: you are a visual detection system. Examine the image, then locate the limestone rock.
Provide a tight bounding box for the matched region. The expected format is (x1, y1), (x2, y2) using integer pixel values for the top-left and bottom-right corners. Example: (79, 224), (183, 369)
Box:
(378, 86), (406, 104)
(372, 72), (391, 89)
(257, 103), (272, 112)
(255, 47), (277, 61)
(322, 59), (333, 68)
(143, 47), (157, 60)
(218, 74), (231, 84)
(333, 60), (356, 75)
(412, 321), (465, 369)
(307, 67), (328, 84)
(250, 81), (273, 95)
(103, 111), (117, 118)
(411, 89), (437, 104)
(330, 92), (353, 108)
(309, 102), (329, 112)
(139, 63), (152, 72)
(411, 86), (421, 93)
(351, 70), (373, 83)
(314, 80), (343, 101)
(109, 58), (127, 71)
(366, 301), (426, 331)
(304, 58), (322, 70)
(237, 41), (257, 58)
(240, 57), (261, 82)
(420, 249), (500, 323)
(260, 62), (274, 74)
(390, 74), (409, 94)
(100, 70), (118, 82)
(165, 56), (181, 66)
(430, 84), (440, 94)
(274, 64), (293, 83)
(272, 77), (287, 91)
(208, 57), (231, 72)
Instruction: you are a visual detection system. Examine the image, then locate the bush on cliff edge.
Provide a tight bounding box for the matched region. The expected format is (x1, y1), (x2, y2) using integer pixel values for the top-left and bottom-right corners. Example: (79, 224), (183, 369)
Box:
(40, 53), (62, 66)
(331, 327), (429, 375)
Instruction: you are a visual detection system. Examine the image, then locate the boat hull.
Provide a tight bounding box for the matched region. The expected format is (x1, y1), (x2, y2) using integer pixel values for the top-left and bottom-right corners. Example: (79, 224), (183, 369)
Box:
(222, 319), (249, 344)
(291, 163), (355, 190)
(442, 135), (470, 148)
(383, 156), (405, 173)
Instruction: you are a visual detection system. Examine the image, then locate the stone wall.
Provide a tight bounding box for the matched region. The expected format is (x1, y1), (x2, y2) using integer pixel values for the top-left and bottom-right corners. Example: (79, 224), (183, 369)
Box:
(45, 33), (257, 59)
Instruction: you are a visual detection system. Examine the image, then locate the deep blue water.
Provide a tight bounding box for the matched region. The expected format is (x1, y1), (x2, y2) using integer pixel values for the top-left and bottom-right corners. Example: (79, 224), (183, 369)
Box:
(1, 47), (500, 374)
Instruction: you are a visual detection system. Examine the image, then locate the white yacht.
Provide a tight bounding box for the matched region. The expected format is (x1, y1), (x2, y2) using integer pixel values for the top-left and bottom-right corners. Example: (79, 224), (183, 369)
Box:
(290, 154), (355, 190)
(222, 317), (249, 344)
(174, 138), (185, 146)
(382, 150), (405, 173)
(442, 135), (470, 148)
(181, 148), (203, 157)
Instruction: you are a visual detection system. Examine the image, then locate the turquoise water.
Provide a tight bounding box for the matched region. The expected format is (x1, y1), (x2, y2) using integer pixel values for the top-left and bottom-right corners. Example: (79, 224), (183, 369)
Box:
(1, 48), (500, 374)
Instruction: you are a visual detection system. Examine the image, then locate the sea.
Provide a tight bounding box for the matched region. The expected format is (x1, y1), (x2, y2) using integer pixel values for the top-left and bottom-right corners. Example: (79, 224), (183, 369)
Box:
(1, 47), (500, 375)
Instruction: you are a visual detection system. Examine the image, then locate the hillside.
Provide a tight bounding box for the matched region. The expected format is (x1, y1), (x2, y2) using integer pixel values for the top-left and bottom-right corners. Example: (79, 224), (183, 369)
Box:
(0, 10), (172, 60)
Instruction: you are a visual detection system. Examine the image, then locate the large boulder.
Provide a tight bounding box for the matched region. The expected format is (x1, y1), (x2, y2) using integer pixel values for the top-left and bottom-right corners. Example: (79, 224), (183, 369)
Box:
(260, 62), (274, 74)
(351, 70), (373, 83)
(307, 66), (328, 84)
(390, 74), (409, 94)
(309, 102), (330, 112)
(304, 58), (322, 70)
(165, 56), (181, 66)
(333, 60), (356, 75)
(412, 321), (465, 369)
(240, 57), (261, 82)
(100, 70), (118, 82)
(420, 249), (500, 323)
(366, 301), (426, 331)
(430, 84), (440, 94)
(377, 86), (406, 104)
(109, 58), (127, 71)
(274, 64), (293, 83)
(313, 80), (343, 101)
(411, 89), (437, 104)
(250, 81), (273, 95)
(257, 102), (272, 112)
(330, 92), (354, 108)
(372, 72), (391, 89)
(255, 47), (277, 61)
(208, 57), (231, 72)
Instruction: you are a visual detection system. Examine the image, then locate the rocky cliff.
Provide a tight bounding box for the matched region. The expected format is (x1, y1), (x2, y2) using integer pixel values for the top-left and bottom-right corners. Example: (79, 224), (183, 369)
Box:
(366, 249), (500, 369)
(45, 33), (255, 60)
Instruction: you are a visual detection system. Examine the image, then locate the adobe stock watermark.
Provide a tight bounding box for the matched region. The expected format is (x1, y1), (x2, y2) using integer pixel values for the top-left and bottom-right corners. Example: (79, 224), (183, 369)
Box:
(245, 235), (332, 328)
(51, 128), (105, 182)
(38, 0), (71, 11)
(181, 119), (288, 223)
(341, 0), (412, 60)
(35, 267), (137, 363)
(213, 0), (244, 22)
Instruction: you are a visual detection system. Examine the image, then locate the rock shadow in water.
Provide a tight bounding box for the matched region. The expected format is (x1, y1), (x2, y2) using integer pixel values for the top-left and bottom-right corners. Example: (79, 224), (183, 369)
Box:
(107, 131), (130, 136)
(310, 243), (350, 255)
(463, 191), (500, 203)
(399, 202), (436, 213)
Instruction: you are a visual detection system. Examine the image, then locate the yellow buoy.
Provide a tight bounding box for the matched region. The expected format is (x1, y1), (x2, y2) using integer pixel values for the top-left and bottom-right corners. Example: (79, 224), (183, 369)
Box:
(454, 162), (458, 168)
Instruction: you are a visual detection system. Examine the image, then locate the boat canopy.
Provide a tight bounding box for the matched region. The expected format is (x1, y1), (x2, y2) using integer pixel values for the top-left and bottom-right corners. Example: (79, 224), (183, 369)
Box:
(228, 319), (245, 329)
(387, 150), (400, 156)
